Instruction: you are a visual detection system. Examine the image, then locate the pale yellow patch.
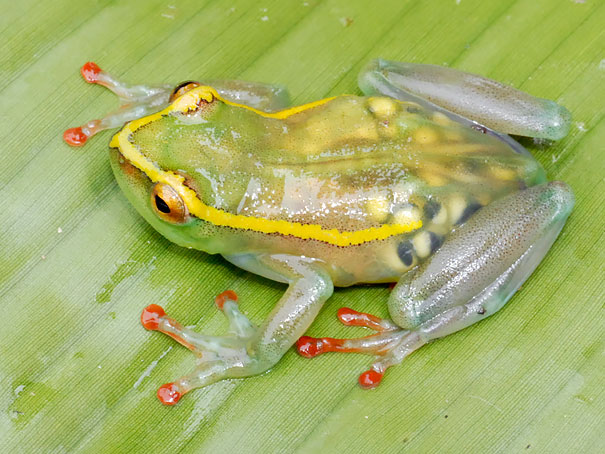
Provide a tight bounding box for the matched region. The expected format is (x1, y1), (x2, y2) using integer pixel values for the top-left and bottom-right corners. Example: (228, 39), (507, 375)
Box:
(392, 204), (421, 225)
(490, 165), (517, 181)
(447, 194), (467, 224)
(412, 231), (432, 259)
(381, 242), (414, 274)
(432, 111), (452, 126)
(431, 205), (448, 225)
(414, 126), (439, 144)
(366, 195), (390, 223)
(367, 97), (399, 118)
(416, 169), (448, 187)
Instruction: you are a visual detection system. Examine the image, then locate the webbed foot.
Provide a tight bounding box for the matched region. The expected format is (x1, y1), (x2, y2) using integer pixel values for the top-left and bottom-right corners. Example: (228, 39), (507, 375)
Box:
(296, 308), (422, 389)
(141, 291), (262, 405)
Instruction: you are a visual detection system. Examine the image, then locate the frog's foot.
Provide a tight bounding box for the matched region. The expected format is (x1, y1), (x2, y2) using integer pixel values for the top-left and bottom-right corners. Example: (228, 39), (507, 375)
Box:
(141, 290), (263, 405)
(64, 62), (172, 146)
(296, 308), (420, 389)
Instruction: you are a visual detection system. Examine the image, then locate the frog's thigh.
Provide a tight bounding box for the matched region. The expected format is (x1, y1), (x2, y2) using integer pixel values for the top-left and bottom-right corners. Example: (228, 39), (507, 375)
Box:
(358, 59), (571, 140)
(202, 79), (291, 112)
(388, 182), (574, 336)
(224, 253), (334, 367)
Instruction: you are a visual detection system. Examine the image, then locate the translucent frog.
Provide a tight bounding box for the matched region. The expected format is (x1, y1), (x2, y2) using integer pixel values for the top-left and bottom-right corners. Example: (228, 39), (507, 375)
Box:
(64, 59), (574, 405)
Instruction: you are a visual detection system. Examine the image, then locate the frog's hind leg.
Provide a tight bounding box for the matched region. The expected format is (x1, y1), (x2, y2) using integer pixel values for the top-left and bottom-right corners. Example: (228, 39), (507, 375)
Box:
(298, 182), (574, 388)
(359, 59), (571, 140)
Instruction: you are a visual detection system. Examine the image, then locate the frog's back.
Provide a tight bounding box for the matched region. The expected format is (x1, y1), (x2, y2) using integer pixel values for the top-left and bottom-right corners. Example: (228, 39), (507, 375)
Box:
(131, 94), (545, 284)
(217, 96), (545, 233)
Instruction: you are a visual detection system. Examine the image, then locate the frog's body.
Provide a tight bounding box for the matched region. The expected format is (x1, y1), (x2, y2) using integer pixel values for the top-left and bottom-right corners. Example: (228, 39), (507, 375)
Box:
(66, 59), (574, 404)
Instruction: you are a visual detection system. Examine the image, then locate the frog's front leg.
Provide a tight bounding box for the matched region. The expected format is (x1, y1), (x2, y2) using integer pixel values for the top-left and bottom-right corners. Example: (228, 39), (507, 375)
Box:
(298, 182), (573, 388)
(141, 254), (333, 404)
(359, 59), (571, 140)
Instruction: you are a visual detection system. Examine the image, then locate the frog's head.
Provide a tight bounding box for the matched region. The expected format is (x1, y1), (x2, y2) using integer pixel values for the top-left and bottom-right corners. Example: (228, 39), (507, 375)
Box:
(63, 62), (241, 253)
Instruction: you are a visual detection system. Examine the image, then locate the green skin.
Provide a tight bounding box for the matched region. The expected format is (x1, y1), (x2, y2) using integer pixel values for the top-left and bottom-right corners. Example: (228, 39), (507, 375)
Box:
(84, 59), (574, 402)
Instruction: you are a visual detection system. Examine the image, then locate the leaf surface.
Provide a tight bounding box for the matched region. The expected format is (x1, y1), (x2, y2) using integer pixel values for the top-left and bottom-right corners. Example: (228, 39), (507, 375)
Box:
(1, 0), (603, 452)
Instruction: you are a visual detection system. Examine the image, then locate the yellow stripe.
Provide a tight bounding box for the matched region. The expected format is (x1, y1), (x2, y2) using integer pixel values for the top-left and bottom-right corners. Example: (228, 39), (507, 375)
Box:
(110, 86), (422, 246)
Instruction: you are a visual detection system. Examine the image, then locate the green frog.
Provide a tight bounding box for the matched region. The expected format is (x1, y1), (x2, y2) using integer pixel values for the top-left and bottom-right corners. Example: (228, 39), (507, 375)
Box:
(64, 59), (574, 405)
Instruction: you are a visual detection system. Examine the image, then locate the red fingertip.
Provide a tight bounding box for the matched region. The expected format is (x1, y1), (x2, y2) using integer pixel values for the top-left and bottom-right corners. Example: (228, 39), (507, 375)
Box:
(141, 304), (166, 330)
(359, 369), (383, 389)
(296, 336), (323, 358)
(157, 382), (181, 405)
(63, 127), (88, 146)
(337, 307), (361, 325)
(81, 61), (102, 83)
(215, 290), (238, 310)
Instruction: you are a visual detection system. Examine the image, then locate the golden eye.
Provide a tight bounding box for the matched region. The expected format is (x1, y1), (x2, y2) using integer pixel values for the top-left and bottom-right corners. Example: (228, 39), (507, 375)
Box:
(151, 183), (189, 224)
(169, 81), (201, 102)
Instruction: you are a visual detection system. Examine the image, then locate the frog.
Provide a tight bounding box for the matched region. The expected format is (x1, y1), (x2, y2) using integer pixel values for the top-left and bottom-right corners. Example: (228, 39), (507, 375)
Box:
(64, 59), (574, 405)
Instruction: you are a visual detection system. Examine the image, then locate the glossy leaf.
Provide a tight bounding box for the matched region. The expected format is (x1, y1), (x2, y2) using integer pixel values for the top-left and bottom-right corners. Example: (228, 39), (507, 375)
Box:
(1, 0), (603, 452)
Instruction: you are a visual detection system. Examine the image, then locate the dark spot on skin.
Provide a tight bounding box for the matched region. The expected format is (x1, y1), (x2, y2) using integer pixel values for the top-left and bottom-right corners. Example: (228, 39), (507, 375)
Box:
(477, 306), (486, 315)
(456, 202), (482, 225)
(155, 195), (171, 213)
(526, 445), (531, 450)
(471, 124), (488, 134)
(397, 241), (414, 267)
(444, 414), (448, 419)
(423, 200), (441, 220)
(428, 231), (443, 254)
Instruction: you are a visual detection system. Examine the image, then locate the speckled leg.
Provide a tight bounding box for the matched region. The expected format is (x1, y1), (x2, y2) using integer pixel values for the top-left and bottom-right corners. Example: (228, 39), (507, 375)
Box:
(142, 255), (333, 405)
(64, 62), (290, 146)
(359, 59), (571, 140)
(298, 182), (574, 388)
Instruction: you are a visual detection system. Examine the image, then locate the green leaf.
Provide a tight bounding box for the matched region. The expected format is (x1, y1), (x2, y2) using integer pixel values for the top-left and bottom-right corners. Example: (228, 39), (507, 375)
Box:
(1, 0), (603, 452)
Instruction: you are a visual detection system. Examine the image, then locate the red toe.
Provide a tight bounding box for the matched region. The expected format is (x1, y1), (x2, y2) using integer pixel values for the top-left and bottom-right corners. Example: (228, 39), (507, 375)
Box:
(215, 290), (238, 310)
(141, 304), (166, 330)
(81, 61), (102, 83)
(296, 336), (324, 357)
(359, 369), (383, 389)
(157, 382), (181, 405)
(63, 127), (88, 146)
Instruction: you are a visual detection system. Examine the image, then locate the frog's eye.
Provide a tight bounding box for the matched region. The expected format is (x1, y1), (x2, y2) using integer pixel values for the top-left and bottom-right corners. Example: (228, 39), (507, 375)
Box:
(151, 183), (189, 224)
(169, 81), (201, 102)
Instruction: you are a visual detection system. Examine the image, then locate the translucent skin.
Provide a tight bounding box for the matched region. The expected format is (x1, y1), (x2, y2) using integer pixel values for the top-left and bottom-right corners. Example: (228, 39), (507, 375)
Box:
(67, 61), (573, 403)
(111, 92), (546, 285)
